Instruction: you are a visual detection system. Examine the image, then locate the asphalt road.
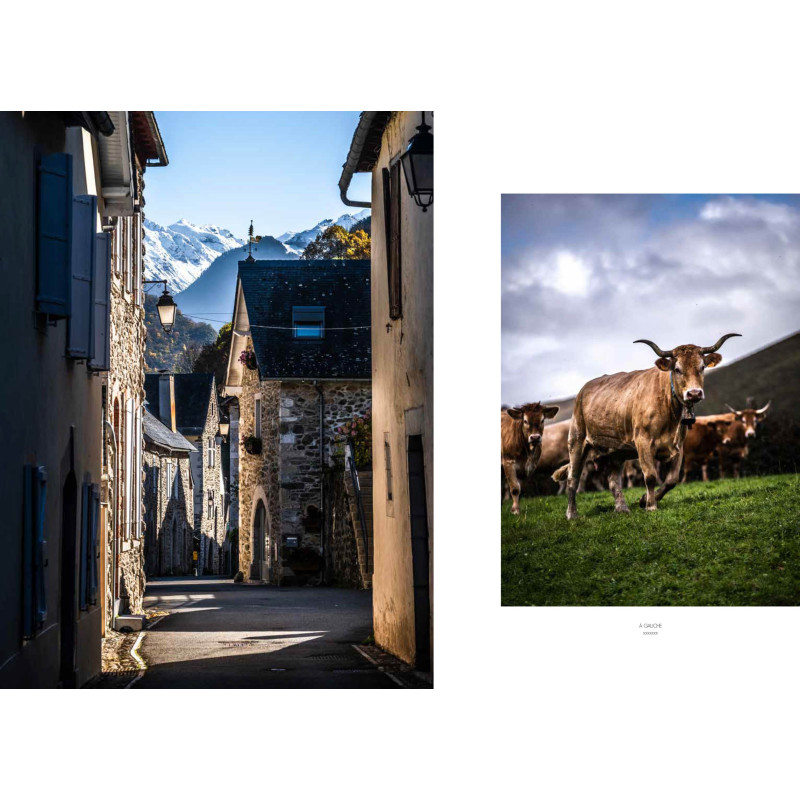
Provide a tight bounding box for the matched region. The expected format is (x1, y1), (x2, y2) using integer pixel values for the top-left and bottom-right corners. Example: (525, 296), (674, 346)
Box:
(134, 577), (399, 689)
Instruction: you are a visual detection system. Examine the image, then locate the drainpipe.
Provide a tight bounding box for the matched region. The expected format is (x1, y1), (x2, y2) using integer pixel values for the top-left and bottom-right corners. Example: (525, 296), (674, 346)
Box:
(313, 382), (325, 571)
(104, 420), (118, 623)
(338, 111), (377, 209)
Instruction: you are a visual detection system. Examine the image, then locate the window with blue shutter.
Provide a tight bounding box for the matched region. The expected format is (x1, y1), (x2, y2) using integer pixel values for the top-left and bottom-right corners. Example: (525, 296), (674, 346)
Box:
(36, 153), (73, 319)
(79, 481), (100, 610)
(292, 306), (325, 338)
(67, 195), (97, 359)
(22, 465), (48, 638)
(89, 232), (111, 371)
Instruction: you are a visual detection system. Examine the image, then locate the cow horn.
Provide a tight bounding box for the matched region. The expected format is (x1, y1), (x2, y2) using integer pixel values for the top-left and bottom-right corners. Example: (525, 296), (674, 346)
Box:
(633, 339), (673, 358)
(725, 403), (737, 414)
(756, 400), (771, 415)
(701, 333), (741, 354)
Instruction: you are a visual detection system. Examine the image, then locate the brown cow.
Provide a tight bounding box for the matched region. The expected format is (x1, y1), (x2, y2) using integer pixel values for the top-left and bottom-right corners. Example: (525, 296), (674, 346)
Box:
(539, 420), (602, 495)
(501, 402), (559, 514)
(719, 401), (770, 478)
(557, 333), (740, 519)
(681, 414), (735, 482)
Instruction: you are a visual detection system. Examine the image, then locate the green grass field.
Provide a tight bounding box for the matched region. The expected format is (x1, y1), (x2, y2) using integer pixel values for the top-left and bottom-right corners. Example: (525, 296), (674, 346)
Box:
(501, 474), (800, 606)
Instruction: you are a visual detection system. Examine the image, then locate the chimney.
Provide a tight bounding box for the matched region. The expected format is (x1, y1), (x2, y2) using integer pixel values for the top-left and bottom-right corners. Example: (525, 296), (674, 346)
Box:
(159, 373), (176, 432)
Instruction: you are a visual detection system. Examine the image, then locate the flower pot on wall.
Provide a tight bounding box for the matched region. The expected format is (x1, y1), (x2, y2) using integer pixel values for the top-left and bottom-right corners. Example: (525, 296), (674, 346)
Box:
(239, 349), (258, 370)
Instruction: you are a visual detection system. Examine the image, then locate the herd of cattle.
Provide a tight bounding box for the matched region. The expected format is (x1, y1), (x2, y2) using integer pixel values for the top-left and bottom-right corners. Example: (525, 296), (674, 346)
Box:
(502, 333), (770, 519)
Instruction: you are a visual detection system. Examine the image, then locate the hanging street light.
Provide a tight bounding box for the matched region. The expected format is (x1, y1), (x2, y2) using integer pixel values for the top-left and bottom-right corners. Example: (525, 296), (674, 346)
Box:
(143, 279), (178, 334)
(219, 417), (230, 438)
(400, 111), (433, 212)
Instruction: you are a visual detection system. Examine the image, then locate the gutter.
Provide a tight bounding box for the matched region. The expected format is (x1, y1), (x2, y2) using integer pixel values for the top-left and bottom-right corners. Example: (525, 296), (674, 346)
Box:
(88, 112), (115, 137)
(338, 111), (378, 208)
(104, 420), (119, 626)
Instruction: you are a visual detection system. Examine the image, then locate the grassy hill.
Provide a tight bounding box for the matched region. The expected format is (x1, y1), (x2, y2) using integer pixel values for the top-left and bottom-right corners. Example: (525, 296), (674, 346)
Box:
(144, 293), (216, 372)
(534, 331), (800, 476)
(502, 474), (800, 606)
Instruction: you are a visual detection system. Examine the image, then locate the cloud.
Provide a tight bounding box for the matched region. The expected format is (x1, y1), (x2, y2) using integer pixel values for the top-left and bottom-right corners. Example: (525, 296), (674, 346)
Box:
(502, 195), (800, 404)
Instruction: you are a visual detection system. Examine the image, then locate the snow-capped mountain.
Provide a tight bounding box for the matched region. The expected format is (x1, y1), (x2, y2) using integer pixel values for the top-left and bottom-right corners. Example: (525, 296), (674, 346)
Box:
(279, 210), (371, 254)
(143, 218), (244, 292)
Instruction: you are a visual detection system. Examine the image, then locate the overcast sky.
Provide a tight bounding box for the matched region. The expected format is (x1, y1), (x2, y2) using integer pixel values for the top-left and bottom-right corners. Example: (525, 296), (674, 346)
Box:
(501, 194), (800, 405)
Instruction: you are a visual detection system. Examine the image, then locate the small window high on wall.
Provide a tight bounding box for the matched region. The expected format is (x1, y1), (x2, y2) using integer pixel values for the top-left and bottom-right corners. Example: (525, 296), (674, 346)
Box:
(292, 306), (325, 339)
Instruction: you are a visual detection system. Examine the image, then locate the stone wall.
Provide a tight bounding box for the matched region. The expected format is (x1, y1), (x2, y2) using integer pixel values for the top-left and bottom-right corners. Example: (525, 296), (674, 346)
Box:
(105, 222), (147, 621)
(323, 467), (362, 589)
(143, 449), (194, 576)
(278, 381), (371, 553)
(237, 361), (281, 582)
(191, 379), (225, 574)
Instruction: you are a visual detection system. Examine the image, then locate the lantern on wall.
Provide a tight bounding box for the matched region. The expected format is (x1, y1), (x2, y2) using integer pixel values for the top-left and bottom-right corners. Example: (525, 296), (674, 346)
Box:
(399, 111), (433, 212)
(156, 288), (177, 334)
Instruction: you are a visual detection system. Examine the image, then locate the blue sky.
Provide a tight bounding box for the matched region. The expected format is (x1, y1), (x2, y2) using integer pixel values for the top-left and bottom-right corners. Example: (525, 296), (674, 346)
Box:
(143, 112), (372, 238)
(502, 194), (800, 404)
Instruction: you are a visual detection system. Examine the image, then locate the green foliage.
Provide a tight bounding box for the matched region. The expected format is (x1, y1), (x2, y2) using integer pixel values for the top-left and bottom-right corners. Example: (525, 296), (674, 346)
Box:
(192, 322), (233, 390)
(335, 410), (372, 468)
(144, 293), (216, 372)
(502, 474), (800, 606)
(301, 224), (370, 260)
(350, 215), (371, 236)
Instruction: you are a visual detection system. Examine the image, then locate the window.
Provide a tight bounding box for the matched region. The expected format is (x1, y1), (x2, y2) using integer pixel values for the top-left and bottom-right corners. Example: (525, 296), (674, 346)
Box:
(89, 231), (111, 371)
(79, 482), (99, 611)
(67, 194), (97, 360)
(22, 465), (48, 638)
(113, 219), (121, 275)
(207, 490), (213, 518)
(254, 395), (262, 439)
(292, 306), (325, 339)
(172, 462), (179, 499)
(382, 161), (402, 319)
(134, 213), (143, 305)
(124, 217), (132, 294)
(36, 153), (73, 319)
(207, 437), (215, 468)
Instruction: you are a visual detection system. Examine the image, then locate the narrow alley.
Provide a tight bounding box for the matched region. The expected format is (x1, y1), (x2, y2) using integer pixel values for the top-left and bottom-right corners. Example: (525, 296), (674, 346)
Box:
(98, 578), (414, 688)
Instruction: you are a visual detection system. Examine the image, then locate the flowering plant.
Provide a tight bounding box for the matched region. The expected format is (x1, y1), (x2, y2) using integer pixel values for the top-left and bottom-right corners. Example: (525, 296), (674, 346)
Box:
(335, 409), (372, 469)
(239, 348), (257, 370)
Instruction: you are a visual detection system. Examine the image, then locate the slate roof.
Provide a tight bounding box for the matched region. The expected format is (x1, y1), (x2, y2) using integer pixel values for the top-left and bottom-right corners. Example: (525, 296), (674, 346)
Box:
(239, 260), (370, 381)
(144, 373), (216, 437)
(142, 409), (197, 454)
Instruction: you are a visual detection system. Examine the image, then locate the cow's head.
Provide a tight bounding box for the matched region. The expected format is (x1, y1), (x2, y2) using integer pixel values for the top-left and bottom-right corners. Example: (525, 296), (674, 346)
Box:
(634, 333), (741, 405)
(506, 402), (559, 450)
(725, 400), (770, 439)
(707, 418), (734, 444)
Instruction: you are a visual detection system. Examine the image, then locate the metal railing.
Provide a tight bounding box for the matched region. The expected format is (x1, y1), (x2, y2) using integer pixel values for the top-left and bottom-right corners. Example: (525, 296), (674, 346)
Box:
(345, 438), (370, 567)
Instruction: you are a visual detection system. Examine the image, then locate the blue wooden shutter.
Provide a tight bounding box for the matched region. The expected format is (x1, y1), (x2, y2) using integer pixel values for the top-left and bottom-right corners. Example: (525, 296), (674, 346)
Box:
(22, 465), (48, 638)
(67, 195), (97, 359)
(88, 485), (99, 605)
(36, 153), (73, 318)
(89, 232), (111, 371)
(79, 481), (89, 610)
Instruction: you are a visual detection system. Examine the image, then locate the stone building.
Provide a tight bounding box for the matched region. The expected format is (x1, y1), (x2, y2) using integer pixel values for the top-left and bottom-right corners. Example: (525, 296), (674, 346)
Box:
(103, 112), (169, 632)
(0, 110), (166, 687)
(142, 405), (196, 577)
(145, 372), (225, 574)
(339, 112), (433, 670)
(224, 260), (371, 585)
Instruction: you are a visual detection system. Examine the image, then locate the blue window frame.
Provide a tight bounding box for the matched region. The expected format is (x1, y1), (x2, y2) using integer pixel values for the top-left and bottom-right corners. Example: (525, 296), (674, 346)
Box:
(292, 306), (325, 339)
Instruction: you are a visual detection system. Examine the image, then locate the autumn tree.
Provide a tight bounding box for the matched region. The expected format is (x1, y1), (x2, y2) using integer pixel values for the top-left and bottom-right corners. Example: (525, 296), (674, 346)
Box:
(192, 322), (233, 392)
(301, 224), (370, 260)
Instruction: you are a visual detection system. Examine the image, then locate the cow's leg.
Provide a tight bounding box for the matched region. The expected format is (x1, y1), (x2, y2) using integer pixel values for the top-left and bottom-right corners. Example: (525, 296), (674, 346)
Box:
(733, 462), (741, 479)
(636, 443), (660, 511)
(607, 458), (630, 514)
(654, 450), (684, 504)
(503, 459), (521, 515)
(566, 434), (589, 521)
(701, 462), (709, 482)
(557, 480), (566, 496)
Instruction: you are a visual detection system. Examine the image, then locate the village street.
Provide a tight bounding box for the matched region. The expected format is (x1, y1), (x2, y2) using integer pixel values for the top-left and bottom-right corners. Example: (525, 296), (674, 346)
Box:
(122, 578), (404, 688)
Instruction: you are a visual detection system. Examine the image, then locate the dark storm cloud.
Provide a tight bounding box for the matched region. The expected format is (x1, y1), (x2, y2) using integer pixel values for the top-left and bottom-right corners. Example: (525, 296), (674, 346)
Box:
(502, 195), (800, 404)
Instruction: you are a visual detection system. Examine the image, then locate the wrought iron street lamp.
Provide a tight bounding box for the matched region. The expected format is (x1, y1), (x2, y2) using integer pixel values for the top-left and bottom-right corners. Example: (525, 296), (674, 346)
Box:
(400, 111), (433, 211)
(219, 418), (230, 438)
(143, 279), (178, 334)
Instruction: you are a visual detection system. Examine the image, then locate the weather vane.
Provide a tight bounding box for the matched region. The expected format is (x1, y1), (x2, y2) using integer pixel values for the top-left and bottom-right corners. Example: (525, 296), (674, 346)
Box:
(245, 219), (255, 262)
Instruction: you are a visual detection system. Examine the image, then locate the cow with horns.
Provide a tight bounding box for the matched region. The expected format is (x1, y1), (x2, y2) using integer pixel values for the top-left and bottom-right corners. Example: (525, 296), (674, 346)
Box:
(719, 399), (771, 478)
(554, 333), (740, 519)
(501, 402), (559, 514)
